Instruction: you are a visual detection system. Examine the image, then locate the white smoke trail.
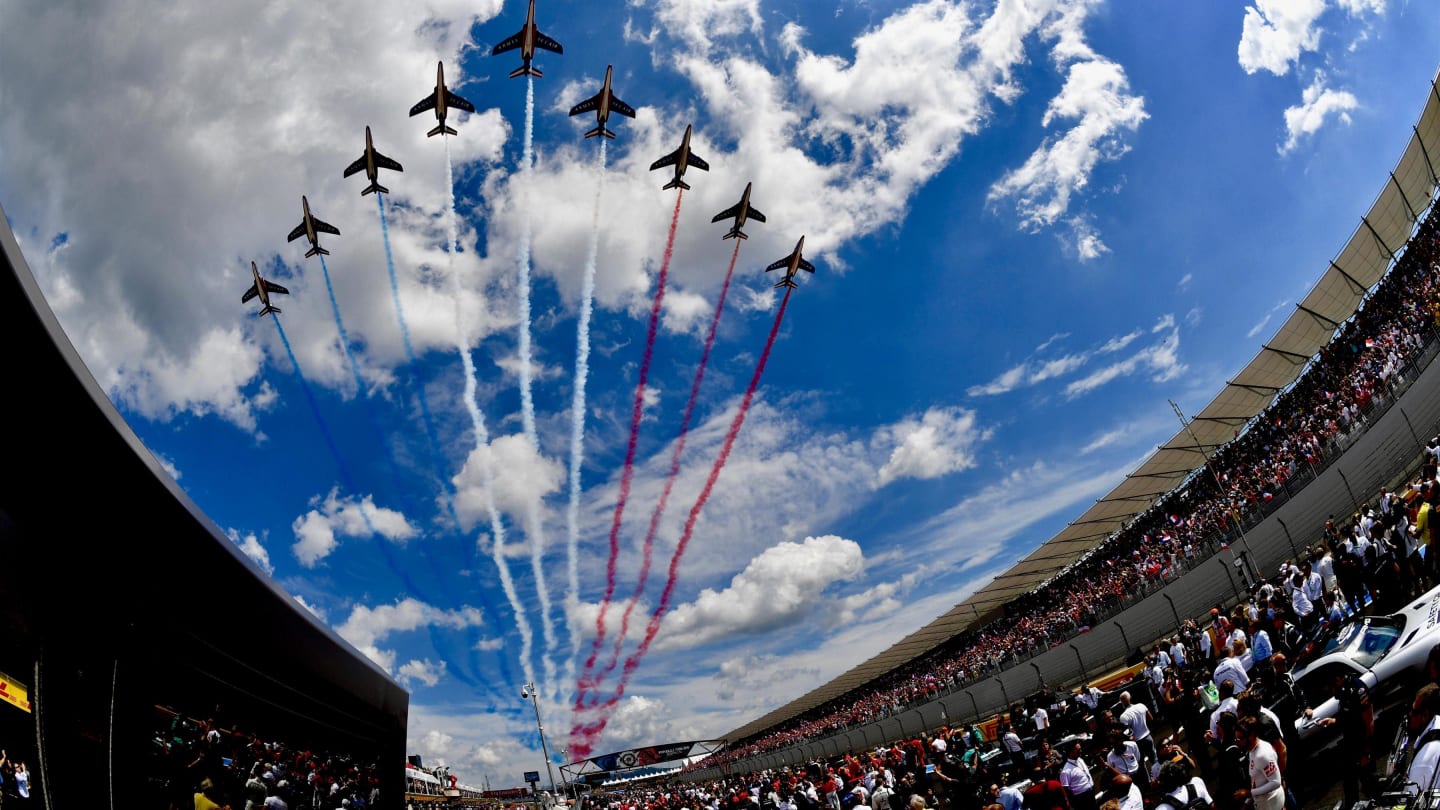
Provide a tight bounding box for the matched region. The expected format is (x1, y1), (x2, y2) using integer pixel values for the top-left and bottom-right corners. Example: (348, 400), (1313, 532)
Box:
(565, 139), (608, 692)
(515, 77), (560, 700)
(447, 137), (536, 688)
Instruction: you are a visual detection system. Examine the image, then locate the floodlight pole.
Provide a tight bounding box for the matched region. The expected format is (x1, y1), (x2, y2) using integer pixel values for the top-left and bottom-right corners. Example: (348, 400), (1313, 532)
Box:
(523, 682), (559, 798)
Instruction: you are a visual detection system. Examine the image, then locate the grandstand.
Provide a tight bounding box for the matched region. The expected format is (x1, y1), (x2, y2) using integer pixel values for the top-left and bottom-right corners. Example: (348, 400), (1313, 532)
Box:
(0, 199), (408, 806)
(687, 66), (1440, 780)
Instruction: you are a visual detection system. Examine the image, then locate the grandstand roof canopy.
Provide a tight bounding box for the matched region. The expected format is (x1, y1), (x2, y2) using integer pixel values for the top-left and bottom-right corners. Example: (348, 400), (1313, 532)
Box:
(721, 69), (1440, 746)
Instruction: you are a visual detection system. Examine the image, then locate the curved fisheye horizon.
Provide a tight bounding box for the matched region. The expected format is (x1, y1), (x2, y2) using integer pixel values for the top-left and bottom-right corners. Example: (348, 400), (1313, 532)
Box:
(3, 0), (1440, 803)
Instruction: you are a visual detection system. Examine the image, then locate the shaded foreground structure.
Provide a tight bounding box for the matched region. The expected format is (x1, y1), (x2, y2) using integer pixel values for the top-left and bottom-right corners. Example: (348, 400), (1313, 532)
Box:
(0, 200), (408, 806)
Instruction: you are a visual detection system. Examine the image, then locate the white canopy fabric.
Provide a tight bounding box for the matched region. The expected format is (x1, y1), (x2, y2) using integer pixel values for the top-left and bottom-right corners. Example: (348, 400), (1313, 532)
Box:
(722, 69), (1440, 746)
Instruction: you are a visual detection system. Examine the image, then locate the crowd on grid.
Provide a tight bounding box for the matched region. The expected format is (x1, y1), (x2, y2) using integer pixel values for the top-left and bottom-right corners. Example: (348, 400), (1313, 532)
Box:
(705, 208), (1440, 770)
(639, 465), (1440, 810)
(147, 707), (384, 810)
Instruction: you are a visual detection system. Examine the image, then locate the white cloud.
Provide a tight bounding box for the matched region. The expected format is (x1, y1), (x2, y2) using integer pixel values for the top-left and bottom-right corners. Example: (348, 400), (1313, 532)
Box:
(228, 528), (273, 574)
(291, 488), (418, 568)
(1281, 72), (1358, 154)
(398, 658), (448, 688)
(1246, 299), (1291, 338)
(1177, 273), (1193, 292)
(988, 55), (1148, 235)
(336, 597), (485, 675)
(873, 407), (990, 487)
(453, 433), (565, 531)
(294, 595), (327, 622)
(1063, 318), (1185, 398)
(653, 535), (864, 650)
(1237, 0), (1328, 76)
(1079, 427), (1128, 455)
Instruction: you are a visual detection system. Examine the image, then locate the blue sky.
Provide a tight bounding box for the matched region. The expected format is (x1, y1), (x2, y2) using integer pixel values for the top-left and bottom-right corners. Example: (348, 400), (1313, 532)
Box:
(1, 0), (1436, 787)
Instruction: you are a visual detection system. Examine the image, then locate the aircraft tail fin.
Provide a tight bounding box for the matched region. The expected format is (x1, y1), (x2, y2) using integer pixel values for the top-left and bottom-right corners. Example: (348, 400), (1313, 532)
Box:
(662, 177), (691, 191)
(774, 278), (797, 289)
(584, 125), (616, 139)
(428, 123), (459, 138)
(510, 65), (542, 79)
(361, 182), (389, 197)
(722, 228), (747, 240)
(259, 305), (282, 318)
(305, 245), (330, 258)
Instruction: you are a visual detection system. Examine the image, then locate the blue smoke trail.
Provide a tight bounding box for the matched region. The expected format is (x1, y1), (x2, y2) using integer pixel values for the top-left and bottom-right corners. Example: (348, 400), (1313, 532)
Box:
(378, 191), (515, 690)
(316, 254), (382, 537)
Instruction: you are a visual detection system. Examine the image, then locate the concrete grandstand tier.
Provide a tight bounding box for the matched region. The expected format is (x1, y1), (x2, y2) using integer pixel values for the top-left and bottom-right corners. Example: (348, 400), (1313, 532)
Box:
(717, 64), (1440, 751)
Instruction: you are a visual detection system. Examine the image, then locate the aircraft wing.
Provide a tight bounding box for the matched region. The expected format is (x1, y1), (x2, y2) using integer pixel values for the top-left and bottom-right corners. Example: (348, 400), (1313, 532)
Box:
(764, 256), (791, 272)
(535, 33), (563, 54)
(649, 149), (680, 171)
(569, 92), (601, 117)
(747, 207), (767, 223)
(712, 201), (742, 223)
(241, 283), (260, 304)
(445, 89), (476, 114)
(286, 222), (307, 242)
(342, 155), (367, 178)
(491, 31), (524, 55)
(798, 258), (815, 273)
(264, 280), (290, 295)
(409, 94), (437, 116)
(312, 218), (341, 237)
(373, 151), (404, 173)
(688, 153), (710, 172)
(609, 96), (637, 119)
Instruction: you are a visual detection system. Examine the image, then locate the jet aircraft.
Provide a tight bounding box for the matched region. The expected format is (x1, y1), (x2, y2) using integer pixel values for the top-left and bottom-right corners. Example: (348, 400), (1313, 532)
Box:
(649, 124), (709, 191)
(343, 126), (404, 196)
(711, 182), (766, 240)
(410, 61), (477, 137)
(568, 65), (635, 139)
(765, 236), (815, 289)
(286, 196), (340, 258)
(492, 0), (563, 78)
(241, 261), (289, 317)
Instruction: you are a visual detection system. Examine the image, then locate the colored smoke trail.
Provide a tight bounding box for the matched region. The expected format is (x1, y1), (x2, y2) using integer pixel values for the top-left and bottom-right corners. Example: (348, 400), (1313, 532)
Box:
(570, 289), (792, 752)
(578, 190), (684, 704)
(447, 135), (538, 690)
(514, 76), (559, 698)
(379, 191), (509, 692)
(272, 317), (354, 505)
(586, 236), (739, 701)
(564, 137), (607, 692)
(316, 254), (381, 538)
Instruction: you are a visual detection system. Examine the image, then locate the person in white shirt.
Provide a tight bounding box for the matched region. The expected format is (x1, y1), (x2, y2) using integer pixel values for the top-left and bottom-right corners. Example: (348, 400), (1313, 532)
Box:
(1237, 717), (1284, 810)
(1077, 684), (1103, 711)
(1059, 740), (1097, 810)
(1212, 644), (1250, 693)
(1154, 761), (1214, 810)
(1032, 705), (1051, 741)
(1117, 692), (1157, 766)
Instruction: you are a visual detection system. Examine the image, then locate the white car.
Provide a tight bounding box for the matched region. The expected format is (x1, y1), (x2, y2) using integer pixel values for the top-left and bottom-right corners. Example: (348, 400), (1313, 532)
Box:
(1290, 584), (1440, 749)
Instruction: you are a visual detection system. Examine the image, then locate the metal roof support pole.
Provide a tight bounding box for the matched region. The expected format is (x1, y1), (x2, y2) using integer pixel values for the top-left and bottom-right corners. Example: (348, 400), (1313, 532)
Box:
(1391, 172), (1422, 223)
(1328, 261), (1369, 296)
(1415, 125), (1439, 186)
(1294, 303), (1342, 330)
(1361, 216), (1398, 263)
(1260, 344), (1312, 364)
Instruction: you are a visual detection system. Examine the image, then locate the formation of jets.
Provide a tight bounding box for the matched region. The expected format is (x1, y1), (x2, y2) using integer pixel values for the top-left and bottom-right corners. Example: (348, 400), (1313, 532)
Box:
(241, 261), (289, 317)
(766, 236), (815, 290)
(650, 124), (709, 191)
(712, 182), (767, 240)
(492, 0), (563, 79)
(244, 3), (815, 317)
(287, 195), (340, 258)
(568, 65), (636, 140)
(343, 126), (404, 196)
(409, 61), (477, 138)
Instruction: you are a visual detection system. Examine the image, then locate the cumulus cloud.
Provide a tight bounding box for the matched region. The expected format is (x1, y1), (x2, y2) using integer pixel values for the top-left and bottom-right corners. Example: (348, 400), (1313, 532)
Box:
(291, 488), (418, 568)
(228, 528), (273, 574)
(1237, 0), (1328, 76)
(398, 658), (448, 688)
(653, 535), (864, 650)
(336, 597), (485, 675)
(453, 434), (565, 531)
(294, 595), (327, 622)
(1281, 72), (1358, 154)
(873, 407), (990, 487)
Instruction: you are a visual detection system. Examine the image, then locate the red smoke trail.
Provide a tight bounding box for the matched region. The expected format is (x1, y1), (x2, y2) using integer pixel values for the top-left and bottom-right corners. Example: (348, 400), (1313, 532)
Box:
(569, 287), (792, 754)
(577, 191), (685, 704)
(584, 238), (743, 702)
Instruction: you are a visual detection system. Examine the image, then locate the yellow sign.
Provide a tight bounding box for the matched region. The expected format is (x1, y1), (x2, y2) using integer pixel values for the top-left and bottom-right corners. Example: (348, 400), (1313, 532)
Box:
(0, 672), (32, 714)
